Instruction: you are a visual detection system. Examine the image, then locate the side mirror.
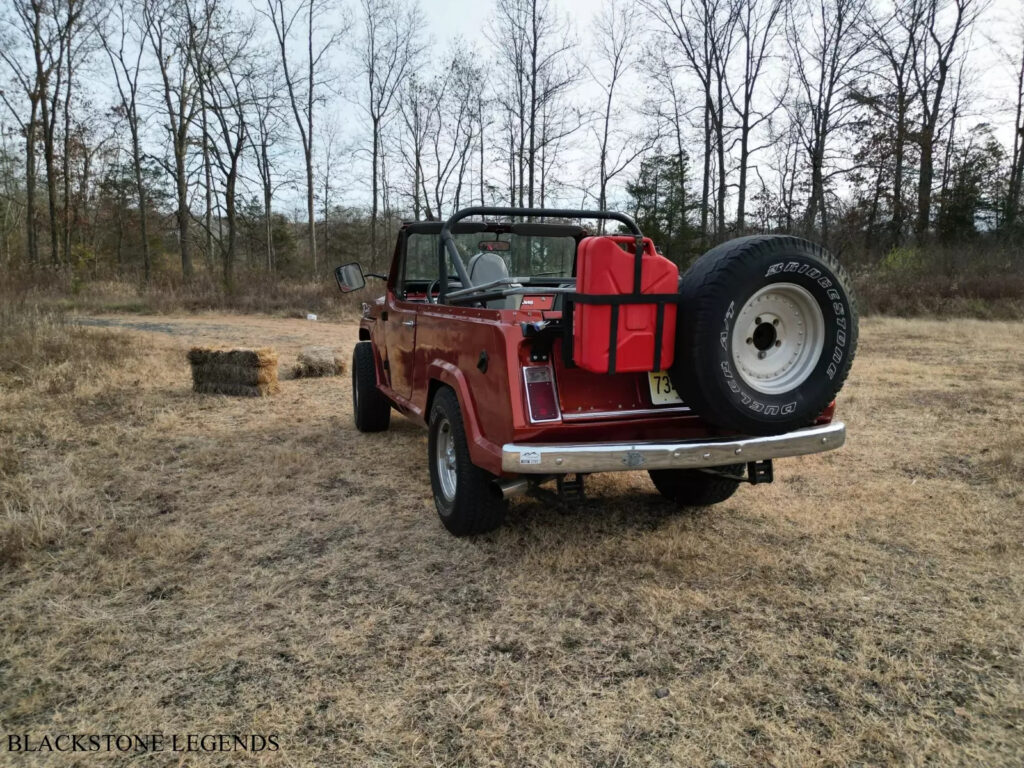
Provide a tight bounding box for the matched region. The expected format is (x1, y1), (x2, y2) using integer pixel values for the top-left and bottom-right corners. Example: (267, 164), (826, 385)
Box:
(334, 262), (365, 293)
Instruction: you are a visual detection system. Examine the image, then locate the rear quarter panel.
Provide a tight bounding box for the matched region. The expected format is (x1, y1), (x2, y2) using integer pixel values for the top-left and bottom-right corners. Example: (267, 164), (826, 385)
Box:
(411, 305), (520, 474)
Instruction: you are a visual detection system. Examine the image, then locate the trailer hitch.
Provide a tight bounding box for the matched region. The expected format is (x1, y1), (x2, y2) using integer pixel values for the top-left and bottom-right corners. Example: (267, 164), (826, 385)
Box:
(698, 460), (773, 485)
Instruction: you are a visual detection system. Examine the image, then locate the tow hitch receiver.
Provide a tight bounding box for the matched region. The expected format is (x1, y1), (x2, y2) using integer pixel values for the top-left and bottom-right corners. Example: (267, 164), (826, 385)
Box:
(747, 460), (774, 485)
(557, 474), (586, 500)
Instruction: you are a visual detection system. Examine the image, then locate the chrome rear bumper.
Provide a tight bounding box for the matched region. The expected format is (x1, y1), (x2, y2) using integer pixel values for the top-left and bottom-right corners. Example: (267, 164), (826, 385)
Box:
(501, 421), (845, 474)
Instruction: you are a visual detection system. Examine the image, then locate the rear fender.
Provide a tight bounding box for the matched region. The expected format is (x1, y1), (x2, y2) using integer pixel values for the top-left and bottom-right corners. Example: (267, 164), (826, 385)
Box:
(426, 360), (503, 476)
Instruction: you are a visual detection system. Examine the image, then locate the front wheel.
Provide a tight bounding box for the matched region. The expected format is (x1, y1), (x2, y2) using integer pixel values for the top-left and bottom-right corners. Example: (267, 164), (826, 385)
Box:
(649, 465), (744, 507)
(352, 342), (391, 432)
(428, 388), (506, 536)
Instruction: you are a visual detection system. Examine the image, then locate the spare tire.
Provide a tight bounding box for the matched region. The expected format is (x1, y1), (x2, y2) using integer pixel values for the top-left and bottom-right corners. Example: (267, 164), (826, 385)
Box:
(668, 235), (857, 436)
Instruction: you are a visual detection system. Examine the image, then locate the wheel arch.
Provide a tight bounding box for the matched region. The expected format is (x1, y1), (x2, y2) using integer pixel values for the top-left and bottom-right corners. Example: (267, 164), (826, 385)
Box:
(425, 360), (503, 476)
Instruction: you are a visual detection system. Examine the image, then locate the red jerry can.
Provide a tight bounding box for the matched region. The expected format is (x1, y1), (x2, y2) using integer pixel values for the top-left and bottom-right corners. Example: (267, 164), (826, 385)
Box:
(572, 236), (679, 374)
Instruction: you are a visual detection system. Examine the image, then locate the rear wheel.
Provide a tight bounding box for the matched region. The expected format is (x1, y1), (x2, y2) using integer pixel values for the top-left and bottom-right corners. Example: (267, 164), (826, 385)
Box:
(649, 465), (744, 507)
(352, 341), (391, 432)
(428, 388), (506, 536)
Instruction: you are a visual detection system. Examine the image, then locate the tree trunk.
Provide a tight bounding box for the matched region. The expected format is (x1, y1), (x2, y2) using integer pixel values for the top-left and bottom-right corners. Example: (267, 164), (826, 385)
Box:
(174, 141), (192, 280)
(890, 94), (907, 249)
(24, 99), (40, 266)
(224, 171), (236, 291)
(131, 125), (150, 283)
(915, 127), (934, 238)
(62, 22), (74, 271)
(1005, 47), (1024, 227)
(370, 116), (378, 269)
(203, 104), (214, 273)
(40, 93), (60, 266)
(527, 1), (537, 208)
(736, 127), (749, 232)
(700, 99), (711, 249)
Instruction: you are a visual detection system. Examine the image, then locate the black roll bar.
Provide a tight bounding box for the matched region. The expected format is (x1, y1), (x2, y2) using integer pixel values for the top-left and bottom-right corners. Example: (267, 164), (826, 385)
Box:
(437, 206), (643, 303)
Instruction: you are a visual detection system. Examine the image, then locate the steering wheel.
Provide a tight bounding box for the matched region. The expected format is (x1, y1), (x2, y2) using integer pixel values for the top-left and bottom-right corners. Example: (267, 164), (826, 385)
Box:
(427, 275), (463, 304)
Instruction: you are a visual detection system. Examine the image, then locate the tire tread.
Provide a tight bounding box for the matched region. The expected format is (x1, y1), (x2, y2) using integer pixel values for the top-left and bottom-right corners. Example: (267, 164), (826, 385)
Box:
(352, 341), (391, 432)
(671, 235), (858, 435)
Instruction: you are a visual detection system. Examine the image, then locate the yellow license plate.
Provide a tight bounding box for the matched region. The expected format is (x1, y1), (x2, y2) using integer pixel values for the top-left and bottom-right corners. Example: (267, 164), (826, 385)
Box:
(648, 371), (683, 405)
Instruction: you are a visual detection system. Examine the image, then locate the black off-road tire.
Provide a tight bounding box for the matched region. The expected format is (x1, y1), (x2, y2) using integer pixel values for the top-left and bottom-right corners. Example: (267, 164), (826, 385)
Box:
(669, 235), (858, 436)
(352, 341), (391, 432)
(428, 387), (506, 536)
(649, 465), (745, 507)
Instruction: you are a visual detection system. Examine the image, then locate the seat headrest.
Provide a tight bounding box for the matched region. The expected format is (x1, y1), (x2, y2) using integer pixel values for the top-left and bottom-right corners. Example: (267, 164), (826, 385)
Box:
(468, 251), (509, 286)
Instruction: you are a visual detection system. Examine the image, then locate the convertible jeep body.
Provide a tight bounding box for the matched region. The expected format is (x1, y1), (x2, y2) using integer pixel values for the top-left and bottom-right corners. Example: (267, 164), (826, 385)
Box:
(336, 207), (858, 536)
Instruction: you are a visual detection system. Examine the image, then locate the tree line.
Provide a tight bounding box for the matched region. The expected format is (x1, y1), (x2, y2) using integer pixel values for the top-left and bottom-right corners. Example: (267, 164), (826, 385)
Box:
(1, 0), (1022, 289)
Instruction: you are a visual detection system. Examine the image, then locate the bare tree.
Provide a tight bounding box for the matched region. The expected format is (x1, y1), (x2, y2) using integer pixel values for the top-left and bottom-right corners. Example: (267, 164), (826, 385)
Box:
(397, 72), (432, 219)
(787, 0), (868, 241)
(248, 64), (289, 272)
(643, 0), (737, 244)
(265, 0), (345, 280)
(907, 0), (982, 237)
(100, 0), (152, 280)
(1005, 16), (1024, 228)
(359, 0), (423, 262)
(858, 2), (921, 248)
(0, 0), (59, 265)
(59, 0), (99, 268)
(587, 0), (659, 229)
(645, 45), (699, 239)
(317, 117), (341, 258)
(144, 0), (207, 280)
(729, 0), (784, 232)
(196, 3), (255, 290)
(490, 0), (577, 209)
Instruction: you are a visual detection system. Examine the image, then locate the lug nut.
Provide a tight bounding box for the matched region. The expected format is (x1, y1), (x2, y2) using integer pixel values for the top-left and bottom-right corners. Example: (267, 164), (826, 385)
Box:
(755, 316), (762, 324)
(758, 351), (766, 359)
(773, 318), (779, 326)
(775, 340), (781, 347)
(746, 337), (753, 344)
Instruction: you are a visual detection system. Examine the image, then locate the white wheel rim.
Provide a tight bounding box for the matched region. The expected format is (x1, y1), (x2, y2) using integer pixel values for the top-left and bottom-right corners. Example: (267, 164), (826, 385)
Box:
(731, 282), (825, 395)
(435, 419), (458, 501)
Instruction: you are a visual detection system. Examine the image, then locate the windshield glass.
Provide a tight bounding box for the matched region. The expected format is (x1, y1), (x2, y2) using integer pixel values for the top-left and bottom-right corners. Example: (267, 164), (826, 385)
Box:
(406, 232), (576, 282)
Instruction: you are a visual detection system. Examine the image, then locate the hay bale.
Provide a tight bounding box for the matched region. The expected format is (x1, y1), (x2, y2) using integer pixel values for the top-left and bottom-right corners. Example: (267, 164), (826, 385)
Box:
(188, 346), (280, 397)
(292, 346), (345, 378)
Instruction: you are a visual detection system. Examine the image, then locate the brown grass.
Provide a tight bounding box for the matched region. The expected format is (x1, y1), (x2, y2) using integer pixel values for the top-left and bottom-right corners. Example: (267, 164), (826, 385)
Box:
(1, 312), (1022, 766)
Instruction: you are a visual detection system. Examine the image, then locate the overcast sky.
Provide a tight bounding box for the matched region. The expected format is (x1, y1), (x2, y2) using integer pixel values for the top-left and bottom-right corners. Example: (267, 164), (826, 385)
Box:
(260, 0), (1024, 214)
(401, 0), (1023, 211)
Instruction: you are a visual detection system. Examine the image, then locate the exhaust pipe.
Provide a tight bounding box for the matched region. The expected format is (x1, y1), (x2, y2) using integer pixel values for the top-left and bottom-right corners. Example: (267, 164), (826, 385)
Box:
(498, 479), (532, 499)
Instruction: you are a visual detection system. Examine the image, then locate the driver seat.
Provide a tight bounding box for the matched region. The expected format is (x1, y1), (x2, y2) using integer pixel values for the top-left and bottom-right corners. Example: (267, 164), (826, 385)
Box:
(467, 251), (512, 309)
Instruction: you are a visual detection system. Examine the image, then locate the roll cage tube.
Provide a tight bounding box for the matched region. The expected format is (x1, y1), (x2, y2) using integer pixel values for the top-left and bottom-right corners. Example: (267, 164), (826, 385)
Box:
(437, 206), (644, 304)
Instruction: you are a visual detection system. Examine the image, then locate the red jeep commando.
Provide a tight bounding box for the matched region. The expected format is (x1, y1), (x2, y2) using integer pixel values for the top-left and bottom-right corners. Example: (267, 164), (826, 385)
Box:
(336, 207), (858, 536)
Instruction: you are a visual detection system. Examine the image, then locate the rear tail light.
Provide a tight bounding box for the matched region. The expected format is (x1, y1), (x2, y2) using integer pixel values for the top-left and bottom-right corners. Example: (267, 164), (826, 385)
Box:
(523, 365), (561, 423)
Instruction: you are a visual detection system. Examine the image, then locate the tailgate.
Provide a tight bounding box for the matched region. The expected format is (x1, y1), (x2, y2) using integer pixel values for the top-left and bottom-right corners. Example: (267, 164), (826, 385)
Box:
(551, 342), (689, 422)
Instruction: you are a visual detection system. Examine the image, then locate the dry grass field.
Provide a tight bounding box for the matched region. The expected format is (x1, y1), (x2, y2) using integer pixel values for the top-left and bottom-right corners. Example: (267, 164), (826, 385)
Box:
(1, 310), (1022, 766)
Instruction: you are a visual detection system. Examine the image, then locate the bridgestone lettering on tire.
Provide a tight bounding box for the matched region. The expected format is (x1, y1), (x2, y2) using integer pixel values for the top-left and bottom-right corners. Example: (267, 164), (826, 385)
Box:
(669, 236), (858, 436)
